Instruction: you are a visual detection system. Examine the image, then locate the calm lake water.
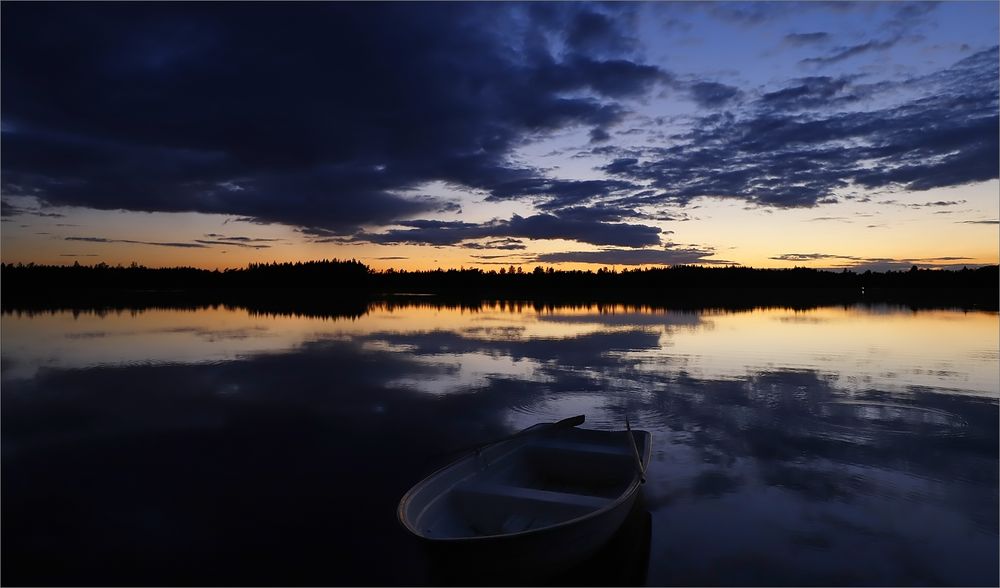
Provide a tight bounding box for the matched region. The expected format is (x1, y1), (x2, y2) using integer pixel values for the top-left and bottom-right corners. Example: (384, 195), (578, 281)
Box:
(2, 302), (998, 586)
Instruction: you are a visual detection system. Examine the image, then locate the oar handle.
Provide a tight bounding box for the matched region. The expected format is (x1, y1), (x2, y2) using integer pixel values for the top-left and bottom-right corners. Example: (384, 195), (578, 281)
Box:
(552, 414), (586, 429)
(437, 414), (587, 462)
(490, 414), (586, 446)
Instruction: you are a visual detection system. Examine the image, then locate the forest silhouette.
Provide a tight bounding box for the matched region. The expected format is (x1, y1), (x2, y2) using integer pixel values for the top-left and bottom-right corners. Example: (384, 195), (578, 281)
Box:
(2, 260), (996, 313)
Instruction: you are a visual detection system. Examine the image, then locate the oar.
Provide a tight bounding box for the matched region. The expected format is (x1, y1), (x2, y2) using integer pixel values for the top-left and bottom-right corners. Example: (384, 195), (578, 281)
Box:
(625, 415), (646, 484)
(435, 414), (586, 463)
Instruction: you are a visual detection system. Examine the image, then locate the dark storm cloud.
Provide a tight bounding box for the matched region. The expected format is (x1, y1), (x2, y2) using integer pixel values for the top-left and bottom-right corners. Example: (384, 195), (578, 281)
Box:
(603, 158), (640, 176)
(348, 213), (662, 249)
(687, 82), (743, 108)
(771, 253), (867, 262)
(1, 200), (64, 218)
(197, 233), (281, 248)
(759, 76), (859, 111)
(547, 205), (636, 223)
(203, 234), (281, 243)
(770, 252), (977, 271)
(784, 32), (831, 46)
(193, 240), (271, 249)
(486, 178), (638, 209)
(65, 234), (278, 250)
(527, 55), (668, 101)
(589, 127), (612, 143)
(469, 253), (531, 262)
(534, 244), (724, 266)
(805, 216), (850, 223)
(800, 37), (901, 67)
(1, 3), (669, 233)
(461, 238), (527, 251)
(66, 237), (209, 249)
(907, 201), (965, 208)
(565, 9), (637, 55)
(797, 3), (937, 67)
(603, 48), (999, 208)
(0, 201), (18, 216)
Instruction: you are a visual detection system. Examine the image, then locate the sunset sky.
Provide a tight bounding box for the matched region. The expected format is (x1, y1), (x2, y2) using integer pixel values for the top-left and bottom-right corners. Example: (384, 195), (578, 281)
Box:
(2, 2), (998, 271)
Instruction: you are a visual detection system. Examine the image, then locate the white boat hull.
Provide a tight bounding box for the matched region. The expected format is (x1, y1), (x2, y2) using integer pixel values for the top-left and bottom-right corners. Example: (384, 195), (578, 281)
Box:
(398, 418), (652, 578)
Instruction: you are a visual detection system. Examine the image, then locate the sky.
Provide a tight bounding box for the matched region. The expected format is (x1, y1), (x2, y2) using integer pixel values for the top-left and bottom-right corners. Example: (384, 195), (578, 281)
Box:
(1, 1), (998, 272)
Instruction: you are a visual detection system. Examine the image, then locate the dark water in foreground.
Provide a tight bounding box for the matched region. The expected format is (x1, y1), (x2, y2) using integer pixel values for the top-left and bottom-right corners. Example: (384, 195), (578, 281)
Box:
(2, 302), (998, 586)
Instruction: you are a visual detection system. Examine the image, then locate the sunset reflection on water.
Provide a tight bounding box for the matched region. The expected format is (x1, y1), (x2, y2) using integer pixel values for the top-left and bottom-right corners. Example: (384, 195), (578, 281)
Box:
(2, 302), (997, 585)
(5, 303), (997, 395)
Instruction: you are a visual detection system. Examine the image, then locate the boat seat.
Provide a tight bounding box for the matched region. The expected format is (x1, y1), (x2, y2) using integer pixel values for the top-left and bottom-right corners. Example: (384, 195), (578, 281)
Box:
(529, 437), (634, 457)
(456, 481), (610, 510)
(452, 481), (611, 535)
(522, 436), (638, 487)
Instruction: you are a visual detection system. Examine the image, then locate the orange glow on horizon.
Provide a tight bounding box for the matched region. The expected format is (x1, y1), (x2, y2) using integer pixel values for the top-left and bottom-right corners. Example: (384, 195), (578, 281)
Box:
(2, 180), (997, 272)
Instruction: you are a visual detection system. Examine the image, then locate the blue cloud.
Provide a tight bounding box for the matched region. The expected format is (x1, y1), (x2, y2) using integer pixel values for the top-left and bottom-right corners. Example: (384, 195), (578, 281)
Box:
(0, 3), (668, 234)
(346, 213), (663, 249)
(604, 48), (999, 208)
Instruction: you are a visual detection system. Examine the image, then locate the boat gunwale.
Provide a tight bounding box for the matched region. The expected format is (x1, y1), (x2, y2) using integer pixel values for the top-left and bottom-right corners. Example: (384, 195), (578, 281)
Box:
(397, 424), (652, 543)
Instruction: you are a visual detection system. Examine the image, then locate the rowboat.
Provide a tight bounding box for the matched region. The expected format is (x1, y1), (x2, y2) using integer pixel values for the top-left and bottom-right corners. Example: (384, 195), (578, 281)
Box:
(398, 415), (651, 578)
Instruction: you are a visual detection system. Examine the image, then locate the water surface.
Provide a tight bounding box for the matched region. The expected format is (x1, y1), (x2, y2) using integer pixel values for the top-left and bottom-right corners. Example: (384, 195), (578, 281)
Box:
(3, 302), (997, 585)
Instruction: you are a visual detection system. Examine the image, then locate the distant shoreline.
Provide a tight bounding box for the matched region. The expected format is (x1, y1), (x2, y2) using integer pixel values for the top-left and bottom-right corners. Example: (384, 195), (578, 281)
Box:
(3, 261), (997, 313)
(2, 286), (996, 316)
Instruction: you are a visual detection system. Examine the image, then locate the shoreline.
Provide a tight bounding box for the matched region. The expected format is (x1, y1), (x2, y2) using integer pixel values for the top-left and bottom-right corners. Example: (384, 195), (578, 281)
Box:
(3, 285), (997, 315)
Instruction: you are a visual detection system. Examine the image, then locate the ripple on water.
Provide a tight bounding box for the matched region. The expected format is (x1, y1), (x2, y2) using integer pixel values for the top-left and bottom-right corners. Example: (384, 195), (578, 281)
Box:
(815, 401), (969, 437)
(507, 394), (671, 431)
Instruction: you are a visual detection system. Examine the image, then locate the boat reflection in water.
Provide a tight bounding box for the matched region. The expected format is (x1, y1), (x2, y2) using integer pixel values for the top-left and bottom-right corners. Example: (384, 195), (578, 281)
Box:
(424, 497), (653, 586)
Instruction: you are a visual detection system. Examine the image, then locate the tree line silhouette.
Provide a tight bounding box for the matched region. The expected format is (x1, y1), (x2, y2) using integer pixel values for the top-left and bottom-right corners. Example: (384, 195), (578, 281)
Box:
(2, 260), (997, 310)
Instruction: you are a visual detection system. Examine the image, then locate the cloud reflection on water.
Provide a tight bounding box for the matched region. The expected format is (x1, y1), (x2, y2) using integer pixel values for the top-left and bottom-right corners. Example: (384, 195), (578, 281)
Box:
(1, 302), (997, 585)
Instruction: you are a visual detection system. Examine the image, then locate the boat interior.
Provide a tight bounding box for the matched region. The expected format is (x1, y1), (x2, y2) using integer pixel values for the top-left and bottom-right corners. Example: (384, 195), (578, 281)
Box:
(417, 427), (648, 538)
